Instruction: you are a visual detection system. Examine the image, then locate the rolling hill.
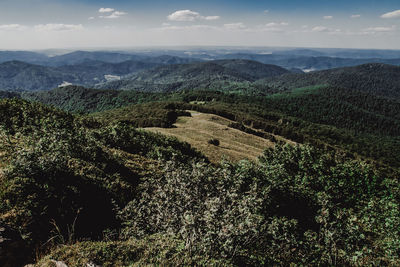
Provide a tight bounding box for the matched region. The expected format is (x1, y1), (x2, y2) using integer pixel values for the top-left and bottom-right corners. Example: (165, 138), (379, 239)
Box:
(219, 53), (400, 71)
(1, 49), (400, 72)
(0, 59), (191, 91)
(0, 51), (49, 64)
(259, 63), (400, 99)
(0, 61), (80, 91)
(97, 59), (290, 92)
(0, 50), (202, 66)
(44, 51), (201, 66)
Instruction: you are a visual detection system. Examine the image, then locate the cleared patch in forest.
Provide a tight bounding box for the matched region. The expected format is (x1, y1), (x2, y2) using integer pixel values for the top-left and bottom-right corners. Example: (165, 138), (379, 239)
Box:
(146, 111), (277, 163)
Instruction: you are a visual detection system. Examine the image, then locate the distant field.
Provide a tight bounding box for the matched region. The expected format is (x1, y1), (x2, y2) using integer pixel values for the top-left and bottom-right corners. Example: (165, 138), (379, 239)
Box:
(146, 111), (275, 163)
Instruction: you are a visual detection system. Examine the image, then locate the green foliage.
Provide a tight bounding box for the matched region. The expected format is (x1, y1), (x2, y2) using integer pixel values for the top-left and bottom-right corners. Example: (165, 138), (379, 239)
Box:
(162, 92), (400, 168)
(119, 144), (399, 265)
(0, 59), (160, 91)
(260, 63), (400, 99)
(0, 98), (203, 253)
(0, 90), (20, 99)
(93, 122), (205, 163)
(35, 234), (219, 267)
(22, 86), (167, 113)
(96, 59), (289, 92)
(92, 101), (191, 128)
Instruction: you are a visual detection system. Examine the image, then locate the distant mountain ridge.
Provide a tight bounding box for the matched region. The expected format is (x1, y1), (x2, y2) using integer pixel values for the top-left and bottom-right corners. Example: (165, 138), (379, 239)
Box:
(2, 49), (400, 71)
(97, 59), (290, 92)
(260, 63), (400, 99)
(0, 55), (202, 91)
(218, 53), (400, 71)
(0, 61), (79, 91)
(0, 51), (49, 64)
(0, 50), (202, 66)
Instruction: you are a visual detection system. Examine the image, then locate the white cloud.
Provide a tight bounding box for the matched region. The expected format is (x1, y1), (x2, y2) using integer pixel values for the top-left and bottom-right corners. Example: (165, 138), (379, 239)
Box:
(99, 11), (127, 19)
(224, 22), (246, 30)
(381, 10), (400, 19)
(159, 24), (218, 31)
(168, 10), (199, 21)
(167, 10), (220, 21)
(0, 24), (26, 31)
(266, 22), (289, 27)
(99, 8), (114, 13)
(312, 26), (329, 32)
(204, 16), (220, 21)
(247, 23), (289, 33)
(310, 26), (342, 34)
(351, 14), (361, 18)
(88, 17), (95, 20)
(323, 16), (333, 20)
(263, 10), (269, 14)
(34, 24), (84, 32)
(363, 26), (396, 32)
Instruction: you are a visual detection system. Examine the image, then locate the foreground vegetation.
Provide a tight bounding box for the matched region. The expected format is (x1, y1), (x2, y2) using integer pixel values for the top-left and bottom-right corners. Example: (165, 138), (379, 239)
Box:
(0, 98), (399, 266)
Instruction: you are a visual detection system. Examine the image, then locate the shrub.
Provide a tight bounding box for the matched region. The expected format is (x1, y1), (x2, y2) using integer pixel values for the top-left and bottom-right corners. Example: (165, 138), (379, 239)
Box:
(119, 144), (398, 265)
(208, 138), (220, 146)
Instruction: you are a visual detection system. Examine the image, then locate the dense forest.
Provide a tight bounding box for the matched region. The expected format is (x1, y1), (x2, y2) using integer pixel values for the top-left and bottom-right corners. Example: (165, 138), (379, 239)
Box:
(0, 57), (400, 266)
(1, 98), (399, 266)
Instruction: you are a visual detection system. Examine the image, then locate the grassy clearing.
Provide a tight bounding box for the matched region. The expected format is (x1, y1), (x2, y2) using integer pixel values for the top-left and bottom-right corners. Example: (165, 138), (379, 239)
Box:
(146, 111), (275, 163)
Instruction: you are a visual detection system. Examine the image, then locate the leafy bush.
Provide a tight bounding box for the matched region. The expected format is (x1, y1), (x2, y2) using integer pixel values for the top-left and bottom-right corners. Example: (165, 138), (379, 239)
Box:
(0, 99), (205, 254)
(119, 144), (399, 265)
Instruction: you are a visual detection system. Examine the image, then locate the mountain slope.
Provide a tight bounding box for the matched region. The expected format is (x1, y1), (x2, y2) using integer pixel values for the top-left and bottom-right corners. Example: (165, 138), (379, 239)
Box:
(219, 53), (400, 71)
(97, 60), (289, 92)
(0, 51), (48, 64)
(44, 51), (146, 66)
(0, 61), (80, 91)
(259, 63), (400, 99)
(44, 51), (202, 66)
(0, 60), (166, 91)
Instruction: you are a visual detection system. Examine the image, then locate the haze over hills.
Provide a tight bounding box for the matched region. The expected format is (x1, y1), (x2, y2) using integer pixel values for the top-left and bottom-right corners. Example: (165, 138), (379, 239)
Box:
(0, 50), (202, 66)
(0, 55), (203, 91)
(0, 61), (81, 91)
(0, 51), (49, 64)
(218, 53), (400, 71)
(1, 48), (400, 72)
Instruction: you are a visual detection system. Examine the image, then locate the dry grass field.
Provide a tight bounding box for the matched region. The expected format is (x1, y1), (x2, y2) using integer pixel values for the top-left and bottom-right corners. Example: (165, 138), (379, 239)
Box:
(146, 111), (276, 163)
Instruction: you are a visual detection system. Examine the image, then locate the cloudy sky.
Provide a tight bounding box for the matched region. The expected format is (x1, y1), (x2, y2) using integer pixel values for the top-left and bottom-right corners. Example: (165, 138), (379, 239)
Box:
(0, 0), (399, 50)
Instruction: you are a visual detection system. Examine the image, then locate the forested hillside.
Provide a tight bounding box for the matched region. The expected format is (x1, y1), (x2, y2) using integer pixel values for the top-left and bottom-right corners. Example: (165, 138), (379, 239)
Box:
(96, 60), (289, 92)
(218, 53), (400, 70)
(0, 55), (201, 91)
(0, 58), (399, 266)
(17, 83), (400, 170)
(1, 98), (399, 266)
(260, 63), (400, 98)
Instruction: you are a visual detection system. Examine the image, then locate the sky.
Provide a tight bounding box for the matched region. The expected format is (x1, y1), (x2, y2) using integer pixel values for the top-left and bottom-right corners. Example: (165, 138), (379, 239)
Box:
(0, 0), (399, 50)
